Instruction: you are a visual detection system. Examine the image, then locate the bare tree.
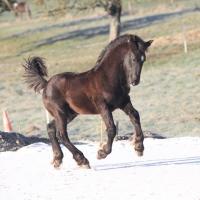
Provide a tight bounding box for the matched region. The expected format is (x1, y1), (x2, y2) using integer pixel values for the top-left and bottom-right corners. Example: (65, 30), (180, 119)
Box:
(67, 0), (122, 41)
(93, 0), (122, 41)
(1, 0), (13, 11)
(107, 0), (121, 41)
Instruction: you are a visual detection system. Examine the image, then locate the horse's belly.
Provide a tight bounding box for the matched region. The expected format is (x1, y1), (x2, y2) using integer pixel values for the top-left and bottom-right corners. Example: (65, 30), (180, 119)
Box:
(67, 96), (98, 114)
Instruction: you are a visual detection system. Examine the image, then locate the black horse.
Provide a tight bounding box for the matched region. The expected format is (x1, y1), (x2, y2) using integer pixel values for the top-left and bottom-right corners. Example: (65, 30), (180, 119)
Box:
(23, 34), (153, 168)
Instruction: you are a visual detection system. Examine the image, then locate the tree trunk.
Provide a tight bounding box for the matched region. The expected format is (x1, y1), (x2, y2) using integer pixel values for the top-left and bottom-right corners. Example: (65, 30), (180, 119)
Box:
(109, 13), (120, 42)
(107, 0), (121, 42)
(2, 0), (13, 11)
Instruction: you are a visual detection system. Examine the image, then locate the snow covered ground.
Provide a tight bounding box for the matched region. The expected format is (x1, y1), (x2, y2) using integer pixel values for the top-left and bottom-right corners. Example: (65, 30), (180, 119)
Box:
(0, 137), (200, 200)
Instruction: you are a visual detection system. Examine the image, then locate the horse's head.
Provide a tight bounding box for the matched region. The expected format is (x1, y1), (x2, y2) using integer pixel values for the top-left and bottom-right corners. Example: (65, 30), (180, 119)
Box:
(123, 35), (153, 86)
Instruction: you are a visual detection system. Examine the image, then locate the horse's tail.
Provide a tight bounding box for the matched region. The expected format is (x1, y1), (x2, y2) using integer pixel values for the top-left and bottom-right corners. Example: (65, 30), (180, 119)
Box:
(23, 57), (48, 93)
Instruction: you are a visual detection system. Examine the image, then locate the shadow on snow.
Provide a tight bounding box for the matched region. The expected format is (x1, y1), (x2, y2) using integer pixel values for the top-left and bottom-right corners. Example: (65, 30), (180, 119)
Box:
(93, 156), (200, 171)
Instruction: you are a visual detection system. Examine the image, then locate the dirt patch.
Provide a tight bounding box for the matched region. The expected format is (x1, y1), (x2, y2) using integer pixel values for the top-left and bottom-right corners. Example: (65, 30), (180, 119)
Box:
(0, 131), (166, 152)
(0, 131), (49, 152)
(116, 131), (166, 141)
(153, 28), (200, 47)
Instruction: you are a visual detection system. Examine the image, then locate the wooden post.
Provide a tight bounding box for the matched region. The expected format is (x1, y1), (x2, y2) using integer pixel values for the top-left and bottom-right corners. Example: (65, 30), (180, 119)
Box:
(180, 19), (188, 54)
(183, 35), (188, 54)
(128, 1), (133, 15)
(108, 0), (122, 42)
(2, 110), (13, 132)
(45, 109), (50, 124)
(182, 26), (188, 54)
(18, 120), (21, 133)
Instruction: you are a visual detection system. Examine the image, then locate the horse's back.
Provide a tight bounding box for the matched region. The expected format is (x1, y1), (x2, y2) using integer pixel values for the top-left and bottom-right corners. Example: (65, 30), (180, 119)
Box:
(43, 72), (100, 114)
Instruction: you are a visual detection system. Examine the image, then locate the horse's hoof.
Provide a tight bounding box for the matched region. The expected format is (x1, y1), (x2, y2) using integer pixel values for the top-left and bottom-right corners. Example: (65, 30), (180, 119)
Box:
(134, 142), (144, 157)
(97, 149), (107, 160)
(51, 159), (62, 168)
(136, 150), (143, 157)
(79, 163), (91, 169)
(76, 157), (91, 169)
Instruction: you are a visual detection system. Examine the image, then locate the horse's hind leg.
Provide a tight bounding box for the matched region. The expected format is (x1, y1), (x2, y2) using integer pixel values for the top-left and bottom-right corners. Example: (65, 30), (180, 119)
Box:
(47, 120), (63, 168)
(55, 110), (90, 168)
(121, 100), (144, 156)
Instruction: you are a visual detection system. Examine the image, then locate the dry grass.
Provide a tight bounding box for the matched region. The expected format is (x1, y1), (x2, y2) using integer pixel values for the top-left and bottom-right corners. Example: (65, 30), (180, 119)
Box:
(153, 28), (200, 47)
(0, 1), (199, 140)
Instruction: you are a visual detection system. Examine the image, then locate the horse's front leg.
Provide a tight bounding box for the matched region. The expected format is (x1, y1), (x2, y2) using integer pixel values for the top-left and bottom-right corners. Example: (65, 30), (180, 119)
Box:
(97, 103), (116, 159)
(121, 100), (144, 156)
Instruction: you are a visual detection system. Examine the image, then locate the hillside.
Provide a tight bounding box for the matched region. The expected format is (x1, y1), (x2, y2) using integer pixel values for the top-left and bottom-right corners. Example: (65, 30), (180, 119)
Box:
(0, 0), (200, 139)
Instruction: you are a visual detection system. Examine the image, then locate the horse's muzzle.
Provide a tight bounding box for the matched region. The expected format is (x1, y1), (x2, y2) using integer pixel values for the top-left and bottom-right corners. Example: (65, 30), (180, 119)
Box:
(131, 79), (140, 86)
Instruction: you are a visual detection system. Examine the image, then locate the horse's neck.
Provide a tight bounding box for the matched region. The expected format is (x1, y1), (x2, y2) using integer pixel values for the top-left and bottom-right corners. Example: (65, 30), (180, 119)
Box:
(96, 48), (127, 85)
(103, 47), (126, 72)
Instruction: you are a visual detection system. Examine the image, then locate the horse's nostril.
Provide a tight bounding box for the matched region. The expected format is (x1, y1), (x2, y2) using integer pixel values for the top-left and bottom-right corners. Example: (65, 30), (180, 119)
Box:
(132, 79), (140, 86)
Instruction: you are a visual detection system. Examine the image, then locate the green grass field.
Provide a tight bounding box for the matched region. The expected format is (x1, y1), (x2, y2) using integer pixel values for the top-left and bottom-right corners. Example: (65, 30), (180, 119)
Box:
(0, 0), (199, 140)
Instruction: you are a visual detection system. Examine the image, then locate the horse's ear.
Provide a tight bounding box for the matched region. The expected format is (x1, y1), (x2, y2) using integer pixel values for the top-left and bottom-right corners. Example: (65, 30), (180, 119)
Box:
(129, 35), (138, 50)
(128, 35), (133, 43)
(145, 40), (153, 50)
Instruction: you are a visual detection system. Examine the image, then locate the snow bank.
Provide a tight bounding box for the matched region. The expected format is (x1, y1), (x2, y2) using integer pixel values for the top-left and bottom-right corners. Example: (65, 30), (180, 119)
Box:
(0, 137), (200, 200)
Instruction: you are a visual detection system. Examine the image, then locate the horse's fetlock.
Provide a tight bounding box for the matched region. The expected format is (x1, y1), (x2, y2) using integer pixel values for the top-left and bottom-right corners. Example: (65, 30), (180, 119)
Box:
(74, 153), (89, 166)
(103, 145), (111, 154)
(54, 151), (63, 160)
(52, 158), (62, 168)
(73, 152), (83, 162)
(135, 142), (144, 151)
(97, 149), (108, 159)
(135, 137), (143, 144)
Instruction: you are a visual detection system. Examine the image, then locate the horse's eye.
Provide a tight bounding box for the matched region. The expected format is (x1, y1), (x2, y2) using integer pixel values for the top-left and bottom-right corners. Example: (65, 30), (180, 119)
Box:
(141, 55), (145, 62)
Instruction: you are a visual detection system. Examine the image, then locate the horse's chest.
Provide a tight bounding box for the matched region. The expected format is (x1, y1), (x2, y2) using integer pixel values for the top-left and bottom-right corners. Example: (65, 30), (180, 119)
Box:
(104, 86), (129, 108)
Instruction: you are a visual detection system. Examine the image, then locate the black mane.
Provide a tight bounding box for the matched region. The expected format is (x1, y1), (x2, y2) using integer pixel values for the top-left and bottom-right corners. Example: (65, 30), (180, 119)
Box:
(94, 34), (133, 69)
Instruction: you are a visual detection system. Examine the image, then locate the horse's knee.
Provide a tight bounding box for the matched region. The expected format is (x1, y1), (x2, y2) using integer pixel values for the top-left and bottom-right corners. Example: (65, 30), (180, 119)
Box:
(57, 130), (71, 145)
(128, 108), (140, 122)
(124, 104), (140, 121)
(133, 110), (140, 121)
